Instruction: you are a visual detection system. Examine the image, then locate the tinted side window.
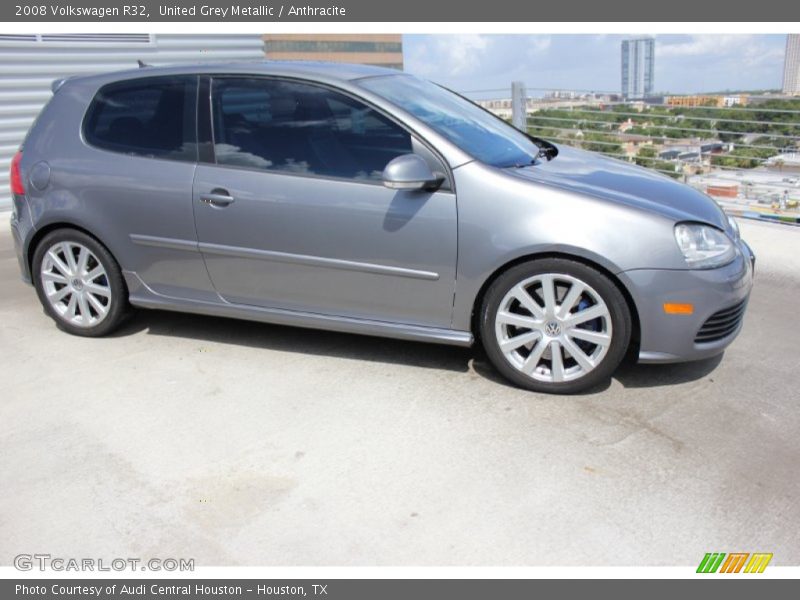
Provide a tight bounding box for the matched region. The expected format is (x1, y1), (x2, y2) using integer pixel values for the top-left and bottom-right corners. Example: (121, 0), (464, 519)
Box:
(211, 77), (413, 181)
(84, 76), (197, 161)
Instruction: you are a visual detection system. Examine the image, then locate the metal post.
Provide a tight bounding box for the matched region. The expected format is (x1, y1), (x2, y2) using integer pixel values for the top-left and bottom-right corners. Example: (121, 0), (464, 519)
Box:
(511, 81), (527, 131)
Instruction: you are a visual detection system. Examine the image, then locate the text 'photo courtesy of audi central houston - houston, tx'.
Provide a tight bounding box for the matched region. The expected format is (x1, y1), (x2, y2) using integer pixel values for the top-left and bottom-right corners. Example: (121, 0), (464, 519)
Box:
(9, 62), (755, 394)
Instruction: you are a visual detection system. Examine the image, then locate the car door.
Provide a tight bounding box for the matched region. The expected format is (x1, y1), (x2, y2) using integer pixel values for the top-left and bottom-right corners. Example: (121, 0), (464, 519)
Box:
(192, 76), (458, 328)
(79, 75), (217, 301)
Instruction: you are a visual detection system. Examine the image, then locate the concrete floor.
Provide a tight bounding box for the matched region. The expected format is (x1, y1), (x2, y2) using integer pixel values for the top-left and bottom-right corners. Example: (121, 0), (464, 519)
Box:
(0, 218), (798, 566)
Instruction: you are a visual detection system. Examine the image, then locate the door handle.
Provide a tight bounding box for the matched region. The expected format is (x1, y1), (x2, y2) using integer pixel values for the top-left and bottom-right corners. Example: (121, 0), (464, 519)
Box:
(200, 189), (235, 208)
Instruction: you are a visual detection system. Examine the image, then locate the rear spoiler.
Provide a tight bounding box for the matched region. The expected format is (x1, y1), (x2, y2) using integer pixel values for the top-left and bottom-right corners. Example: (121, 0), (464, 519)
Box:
(51, 77), (74, 93)
(51, 59), (149, 93)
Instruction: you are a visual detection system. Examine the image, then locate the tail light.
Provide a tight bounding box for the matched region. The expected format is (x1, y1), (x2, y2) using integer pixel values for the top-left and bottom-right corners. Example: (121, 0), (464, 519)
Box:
(10, 151), (24, 195)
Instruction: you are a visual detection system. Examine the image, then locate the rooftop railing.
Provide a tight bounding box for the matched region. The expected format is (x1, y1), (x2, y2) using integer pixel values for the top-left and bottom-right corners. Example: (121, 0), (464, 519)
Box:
(460, 84), (800, 221)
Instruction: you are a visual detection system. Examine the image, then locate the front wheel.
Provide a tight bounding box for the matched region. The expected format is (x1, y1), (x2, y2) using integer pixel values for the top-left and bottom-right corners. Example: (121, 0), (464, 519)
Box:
(32, 229), (130, 337)
(480, 259), (631, 394)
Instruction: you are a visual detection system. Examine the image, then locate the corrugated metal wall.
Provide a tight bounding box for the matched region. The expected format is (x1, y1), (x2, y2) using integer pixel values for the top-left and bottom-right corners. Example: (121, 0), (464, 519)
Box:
(0, 33), (265, 209)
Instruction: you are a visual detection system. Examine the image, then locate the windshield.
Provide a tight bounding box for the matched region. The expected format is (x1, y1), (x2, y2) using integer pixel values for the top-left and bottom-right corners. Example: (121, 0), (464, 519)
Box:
(359, 75), (541, 168)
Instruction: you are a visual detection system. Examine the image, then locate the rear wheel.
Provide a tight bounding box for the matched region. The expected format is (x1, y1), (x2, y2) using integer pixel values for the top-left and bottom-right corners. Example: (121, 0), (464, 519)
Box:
(32, 229), (130, 337)
(480, 259), (631, 394)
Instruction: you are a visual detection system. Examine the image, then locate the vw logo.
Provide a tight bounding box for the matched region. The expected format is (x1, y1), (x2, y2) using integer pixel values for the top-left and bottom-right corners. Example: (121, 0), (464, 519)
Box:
(544, 321), (562, 336)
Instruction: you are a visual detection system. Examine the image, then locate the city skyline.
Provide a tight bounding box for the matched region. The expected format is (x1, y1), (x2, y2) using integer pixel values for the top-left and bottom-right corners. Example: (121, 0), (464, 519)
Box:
(403, 34), (788, 95)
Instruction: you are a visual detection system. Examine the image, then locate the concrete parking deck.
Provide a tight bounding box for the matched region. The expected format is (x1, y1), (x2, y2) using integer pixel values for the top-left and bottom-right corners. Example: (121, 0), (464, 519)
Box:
(1, 218), (798, 566)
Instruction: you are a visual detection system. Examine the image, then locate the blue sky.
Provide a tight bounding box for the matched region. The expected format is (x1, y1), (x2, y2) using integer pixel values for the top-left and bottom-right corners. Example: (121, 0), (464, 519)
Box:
(402, 34), (788, 95)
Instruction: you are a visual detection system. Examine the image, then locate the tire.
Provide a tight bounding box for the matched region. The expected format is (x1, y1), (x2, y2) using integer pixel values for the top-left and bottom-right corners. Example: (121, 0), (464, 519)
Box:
(479, 258), (631, 394)
(32, 228), (131, 337)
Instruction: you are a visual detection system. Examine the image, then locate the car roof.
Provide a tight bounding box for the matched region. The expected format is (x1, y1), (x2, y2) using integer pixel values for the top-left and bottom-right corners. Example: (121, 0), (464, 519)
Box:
(64, 60), (406, 88)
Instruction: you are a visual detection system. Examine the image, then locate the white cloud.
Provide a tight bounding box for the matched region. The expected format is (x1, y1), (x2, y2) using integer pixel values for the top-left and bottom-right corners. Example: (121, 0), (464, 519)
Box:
(525, 36), (552, 59)
(405, 34), (492, 77)
(656, 34), (784, 68)
(406, 34), (554, 86)
(658, 35), (753, 57)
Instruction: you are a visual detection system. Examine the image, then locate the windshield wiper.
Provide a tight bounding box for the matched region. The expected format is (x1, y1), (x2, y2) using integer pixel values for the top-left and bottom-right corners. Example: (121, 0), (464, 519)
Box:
(537, 147), (556, 161)
(531, 138), (558, 161)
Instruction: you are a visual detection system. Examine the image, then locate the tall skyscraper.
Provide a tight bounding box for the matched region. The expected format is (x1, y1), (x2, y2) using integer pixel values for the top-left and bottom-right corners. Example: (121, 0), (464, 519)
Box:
(782, 34), (800, 95)
(621, 37), (655, 100)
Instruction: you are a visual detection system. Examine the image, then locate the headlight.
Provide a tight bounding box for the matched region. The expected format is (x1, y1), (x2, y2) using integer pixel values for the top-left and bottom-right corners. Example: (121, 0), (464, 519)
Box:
(727, 215), (740, 240)
(674, 223), (736, 269)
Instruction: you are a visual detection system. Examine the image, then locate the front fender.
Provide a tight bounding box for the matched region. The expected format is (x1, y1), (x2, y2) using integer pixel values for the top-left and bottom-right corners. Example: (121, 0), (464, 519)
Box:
(451, 162), (682, 330)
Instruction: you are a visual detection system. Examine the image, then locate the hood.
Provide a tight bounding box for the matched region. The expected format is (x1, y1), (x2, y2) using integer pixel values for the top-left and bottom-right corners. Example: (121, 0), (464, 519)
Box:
(507, 144), (728, 229)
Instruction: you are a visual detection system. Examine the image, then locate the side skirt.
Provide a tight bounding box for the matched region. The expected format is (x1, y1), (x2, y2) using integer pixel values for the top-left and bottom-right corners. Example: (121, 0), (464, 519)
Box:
(123, 272), (474, 347)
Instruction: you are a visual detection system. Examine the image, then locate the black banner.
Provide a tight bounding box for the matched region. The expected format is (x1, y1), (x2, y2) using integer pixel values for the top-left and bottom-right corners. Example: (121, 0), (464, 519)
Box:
(3, 579), (799, 600)
(2, 0), (800, 22)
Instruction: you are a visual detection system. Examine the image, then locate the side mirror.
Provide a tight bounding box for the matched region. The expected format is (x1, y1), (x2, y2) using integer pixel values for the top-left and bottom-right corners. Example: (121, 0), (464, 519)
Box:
(382, 154), (443, 191)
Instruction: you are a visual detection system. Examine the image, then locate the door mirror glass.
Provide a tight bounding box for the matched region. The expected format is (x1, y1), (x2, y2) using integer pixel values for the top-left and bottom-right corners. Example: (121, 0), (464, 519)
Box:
(382, 154), (443, 191)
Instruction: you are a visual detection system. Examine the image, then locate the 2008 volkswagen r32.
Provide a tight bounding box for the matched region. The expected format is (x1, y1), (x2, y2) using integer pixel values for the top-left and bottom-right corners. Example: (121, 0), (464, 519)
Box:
(9, 62), (755, 393)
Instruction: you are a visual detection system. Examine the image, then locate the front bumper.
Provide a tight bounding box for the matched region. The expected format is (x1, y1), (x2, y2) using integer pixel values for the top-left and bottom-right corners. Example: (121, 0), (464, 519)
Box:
(620, 239), (755, 364)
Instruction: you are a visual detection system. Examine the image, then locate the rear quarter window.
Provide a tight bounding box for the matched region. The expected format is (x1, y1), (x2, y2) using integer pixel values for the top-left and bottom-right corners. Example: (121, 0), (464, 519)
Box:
(83, 76), (198, 162)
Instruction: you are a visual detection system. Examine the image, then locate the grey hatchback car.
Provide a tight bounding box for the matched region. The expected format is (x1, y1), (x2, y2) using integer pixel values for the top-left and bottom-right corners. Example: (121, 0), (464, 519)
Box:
(10, 61), (754, 394)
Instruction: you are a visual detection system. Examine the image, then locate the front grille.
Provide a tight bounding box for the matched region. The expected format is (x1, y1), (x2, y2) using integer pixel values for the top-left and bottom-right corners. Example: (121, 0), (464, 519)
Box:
(694, 300), (747, 344)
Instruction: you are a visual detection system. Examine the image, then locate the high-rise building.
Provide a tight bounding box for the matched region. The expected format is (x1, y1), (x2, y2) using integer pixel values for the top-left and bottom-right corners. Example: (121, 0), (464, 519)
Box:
(621, 37), (655, 100)
(782, 34), (800, 95)
(263, 34), (403, 70)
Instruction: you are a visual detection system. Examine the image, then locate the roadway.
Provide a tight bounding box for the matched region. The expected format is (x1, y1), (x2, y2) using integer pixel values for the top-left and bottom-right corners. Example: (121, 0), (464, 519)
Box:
(1, 218), (797, 566)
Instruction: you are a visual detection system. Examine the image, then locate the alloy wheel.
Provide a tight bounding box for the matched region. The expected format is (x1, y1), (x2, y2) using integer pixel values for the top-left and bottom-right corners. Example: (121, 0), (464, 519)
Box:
(40, 241), (112, 328)
(493, 273), (613, 383)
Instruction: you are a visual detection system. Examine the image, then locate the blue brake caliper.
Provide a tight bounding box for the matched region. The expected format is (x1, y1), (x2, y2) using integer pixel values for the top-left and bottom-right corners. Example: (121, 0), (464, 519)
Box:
(574, 298), (600, 353)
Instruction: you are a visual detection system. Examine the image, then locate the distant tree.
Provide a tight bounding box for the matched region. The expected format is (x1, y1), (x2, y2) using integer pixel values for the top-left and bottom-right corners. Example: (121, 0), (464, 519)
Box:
(711, 146), (779, 169)
(521, 96), (800, 178)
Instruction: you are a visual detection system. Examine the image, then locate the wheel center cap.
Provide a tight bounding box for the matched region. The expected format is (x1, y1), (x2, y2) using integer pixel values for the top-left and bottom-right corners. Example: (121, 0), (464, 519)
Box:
(544, 321), (562, 336)
(72, 278), (83, 291)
